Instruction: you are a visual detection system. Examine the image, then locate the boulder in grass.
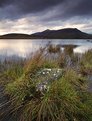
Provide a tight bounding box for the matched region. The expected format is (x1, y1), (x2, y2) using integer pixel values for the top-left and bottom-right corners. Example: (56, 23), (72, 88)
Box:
(33, 68), (63, 91)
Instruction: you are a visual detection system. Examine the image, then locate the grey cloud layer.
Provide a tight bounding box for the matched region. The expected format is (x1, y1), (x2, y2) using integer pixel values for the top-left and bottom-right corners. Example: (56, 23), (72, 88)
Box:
(0, 0), (64, 14)
(0, 0), (92, 19)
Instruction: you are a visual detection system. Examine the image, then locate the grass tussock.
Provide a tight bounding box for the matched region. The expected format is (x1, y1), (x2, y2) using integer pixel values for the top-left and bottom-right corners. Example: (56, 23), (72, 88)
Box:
(80, 49), (92, 75)
(48, 44), (61, 53)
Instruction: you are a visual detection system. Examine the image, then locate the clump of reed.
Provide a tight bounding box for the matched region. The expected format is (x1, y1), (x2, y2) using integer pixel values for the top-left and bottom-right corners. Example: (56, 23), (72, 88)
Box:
(80, 49), (92, 75)
(48, 44), (61, 53)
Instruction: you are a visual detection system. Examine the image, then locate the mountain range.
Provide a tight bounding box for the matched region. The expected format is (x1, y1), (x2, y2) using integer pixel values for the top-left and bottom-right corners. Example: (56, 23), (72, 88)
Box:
(0, 28), (92, 39)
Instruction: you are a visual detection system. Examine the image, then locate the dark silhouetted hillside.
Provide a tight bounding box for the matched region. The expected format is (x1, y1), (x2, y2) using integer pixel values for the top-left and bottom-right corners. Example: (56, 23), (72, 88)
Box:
(0, 28), (92, 39)
(0, 33), (30, 39)
(30, 28), (92, 39)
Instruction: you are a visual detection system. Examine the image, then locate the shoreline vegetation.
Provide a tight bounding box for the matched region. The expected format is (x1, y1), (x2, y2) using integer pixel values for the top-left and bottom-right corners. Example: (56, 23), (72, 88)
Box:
(0, 28), (92, 39)
(0, 44), (92, 121)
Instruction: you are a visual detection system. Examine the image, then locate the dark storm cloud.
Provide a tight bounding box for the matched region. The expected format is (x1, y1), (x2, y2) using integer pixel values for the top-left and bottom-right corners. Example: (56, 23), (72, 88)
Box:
(66, 0), (92, 16)
(17, 0), (64, 13)
(41, 0), (92, 22)
(0, 0), (12, 7)
(0, 0), (65, 20)
(0, 0), (64, 13)
(0, 0), (92, 20)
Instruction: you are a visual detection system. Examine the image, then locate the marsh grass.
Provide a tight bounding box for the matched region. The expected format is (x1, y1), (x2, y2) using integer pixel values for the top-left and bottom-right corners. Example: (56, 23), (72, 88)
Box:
(80, 49), (92, 75)
(0, 46), (92, 121)
(48, 44), (61, 54)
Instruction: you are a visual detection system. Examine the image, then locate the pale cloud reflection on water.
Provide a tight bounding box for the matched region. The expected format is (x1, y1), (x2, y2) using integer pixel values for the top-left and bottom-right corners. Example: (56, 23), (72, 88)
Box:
(0, 39), (92, 58)
(74, 45), (92, 53)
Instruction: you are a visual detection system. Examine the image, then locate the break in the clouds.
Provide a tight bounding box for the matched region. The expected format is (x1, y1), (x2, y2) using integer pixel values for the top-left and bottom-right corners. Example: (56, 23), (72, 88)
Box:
(0, 0), (92, 35)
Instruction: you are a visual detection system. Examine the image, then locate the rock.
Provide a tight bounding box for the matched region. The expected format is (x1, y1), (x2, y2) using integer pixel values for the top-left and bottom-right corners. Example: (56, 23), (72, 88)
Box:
(32, 68), (63, 91)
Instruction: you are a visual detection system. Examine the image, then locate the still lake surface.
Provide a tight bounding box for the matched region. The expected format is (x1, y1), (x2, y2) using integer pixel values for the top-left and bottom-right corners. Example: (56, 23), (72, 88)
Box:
(0, 39), (92, 59)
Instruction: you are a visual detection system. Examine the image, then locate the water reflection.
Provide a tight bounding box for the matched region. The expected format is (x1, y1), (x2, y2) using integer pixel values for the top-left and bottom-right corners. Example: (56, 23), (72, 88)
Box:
(0, 39), (92, 58)
(74, 45), (92, 53)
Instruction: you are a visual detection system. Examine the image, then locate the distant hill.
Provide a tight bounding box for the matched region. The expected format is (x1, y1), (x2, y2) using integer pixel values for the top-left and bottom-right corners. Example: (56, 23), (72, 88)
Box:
(0, 28), (92, 39)
(0, 33), (30, 39)
(30, 28), (92, 39)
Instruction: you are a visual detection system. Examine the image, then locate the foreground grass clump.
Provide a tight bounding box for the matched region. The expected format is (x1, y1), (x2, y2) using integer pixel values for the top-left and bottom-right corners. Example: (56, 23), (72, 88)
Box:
(5, 69), (92, 121)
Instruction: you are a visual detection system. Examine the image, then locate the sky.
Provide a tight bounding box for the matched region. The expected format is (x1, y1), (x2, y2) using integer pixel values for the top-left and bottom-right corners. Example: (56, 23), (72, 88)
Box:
(0, 0), (92, 35)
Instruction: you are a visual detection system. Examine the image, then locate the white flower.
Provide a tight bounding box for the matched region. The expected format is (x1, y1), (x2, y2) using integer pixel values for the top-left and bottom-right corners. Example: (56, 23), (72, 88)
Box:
(43, 72), (45, 75)
(53, 73), (56, 76)
(57, 70), (60, 73)
(46, 69), (51, 71)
